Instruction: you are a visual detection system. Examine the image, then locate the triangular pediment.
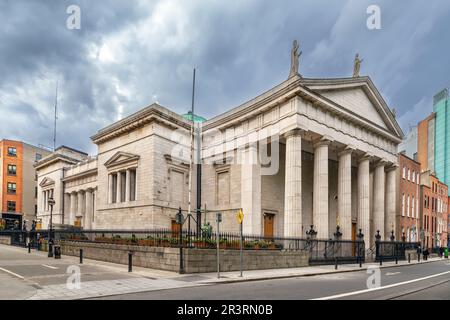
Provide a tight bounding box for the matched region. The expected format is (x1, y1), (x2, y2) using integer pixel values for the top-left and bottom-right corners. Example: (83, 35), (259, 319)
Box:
(39, 177), (55, 187)
(302, 77), (403, 139)
(104, 151), (140, 168)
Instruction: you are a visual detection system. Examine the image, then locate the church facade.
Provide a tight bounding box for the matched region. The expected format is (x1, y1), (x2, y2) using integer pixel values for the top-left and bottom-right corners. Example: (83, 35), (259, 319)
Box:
(36, 71), (403, 247)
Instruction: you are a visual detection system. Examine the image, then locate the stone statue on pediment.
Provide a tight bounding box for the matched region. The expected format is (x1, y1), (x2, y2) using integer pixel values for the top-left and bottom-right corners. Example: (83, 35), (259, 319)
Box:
(289, 40), (302, 78)
(353, 53), (363, 77)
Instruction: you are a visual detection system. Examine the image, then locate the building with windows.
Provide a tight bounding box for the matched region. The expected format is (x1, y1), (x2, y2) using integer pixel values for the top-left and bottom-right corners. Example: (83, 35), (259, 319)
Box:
(0, 139), (50, 229)
(36, 71), (403, 248)
(432, 89), (450, 195)
(420, 171), (448, 249)
(397, 153), (421, 242)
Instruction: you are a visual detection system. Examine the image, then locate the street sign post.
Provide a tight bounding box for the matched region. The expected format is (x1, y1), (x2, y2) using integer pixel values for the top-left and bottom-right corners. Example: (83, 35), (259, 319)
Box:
(216, 212), (222, 279)
(236, 209), (244, 277)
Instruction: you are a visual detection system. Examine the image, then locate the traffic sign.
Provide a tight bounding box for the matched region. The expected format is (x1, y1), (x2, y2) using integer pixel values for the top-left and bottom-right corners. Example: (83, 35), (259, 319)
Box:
(236, 209), (244, 224)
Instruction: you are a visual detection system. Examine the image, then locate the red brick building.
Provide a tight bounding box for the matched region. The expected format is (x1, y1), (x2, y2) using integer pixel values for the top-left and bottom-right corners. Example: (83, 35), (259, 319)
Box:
(397, 153), (421, 242)
(420, 171), (448, 249)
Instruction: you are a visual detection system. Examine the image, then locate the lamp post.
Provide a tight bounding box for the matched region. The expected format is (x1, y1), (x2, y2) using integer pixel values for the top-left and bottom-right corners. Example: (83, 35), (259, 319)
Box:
(47, 197), (55, 258)
(175, 207), (185, 274)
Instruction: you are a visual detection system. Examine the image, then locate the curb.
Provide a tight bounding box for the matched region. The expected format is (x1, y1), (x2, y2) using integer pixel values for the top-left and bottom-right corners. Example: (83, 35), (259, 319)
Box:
(200, 258), (446, 285)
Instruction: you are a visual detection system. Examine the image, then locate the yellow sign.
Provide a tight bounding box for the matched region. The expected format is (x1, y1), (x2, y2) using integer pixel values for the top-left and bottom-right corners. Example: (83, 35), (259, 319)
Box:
(236, 209), (244, 224)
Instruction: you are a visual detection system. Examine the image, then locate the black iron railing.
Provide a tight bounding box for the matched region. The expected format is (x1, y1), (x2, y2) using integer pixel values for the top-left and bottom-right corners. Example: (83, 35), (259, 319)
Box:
(375, 241), (420, 261)
(0, 229), (365, 265)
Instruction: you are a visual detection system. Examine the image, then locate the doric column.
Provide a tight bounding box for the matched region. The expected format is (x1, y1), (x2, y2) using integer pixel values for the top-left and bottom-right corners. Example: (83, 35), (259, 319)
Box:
(284, 129), (303, 238)
(385, 165), (397, 239)
(313, 137), (331, 239)
(70, 192), (77, 225)
(373, 161), (386, 240)
(125, 169), (130, 202)
(108, 174), (113, 204)
(338, 146), (354, 240)
(77, 191), (84, 220)
(85, 189), (93, 230)
(64, 193), (71, 224)
(358, 154), (371, 248)
(240, 144), (262, 235)
(116, 172), (122, 203)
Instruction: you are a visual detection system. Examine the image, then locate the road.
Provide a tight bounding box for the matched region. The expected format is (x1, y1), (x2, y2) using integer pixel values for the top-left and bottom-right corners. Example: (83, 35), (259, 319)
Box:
(1, 243), (450, 300)
(92, 260), (450, 300)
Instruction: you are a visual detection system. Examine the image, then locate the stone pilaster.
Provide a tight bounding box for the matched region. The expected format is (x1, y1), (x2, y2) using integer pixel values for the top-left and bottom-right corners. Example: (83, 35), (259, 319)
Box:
(284, 129), (303, 238)
(240, 144), (261, 235)
(125, 170), (130, 202)
(373, 161), (386, 241)
(77, 191), (84, 220)
(338, 146), (354, 240)
(85, 189), (93, 230)
(358, 155), (371, 248)
(313, 137), (331, 239)
(116, 172), (121, 203)
(108, 174), (113, 204)
(385, 165), (397, 239)
(70, 192), (77, 225)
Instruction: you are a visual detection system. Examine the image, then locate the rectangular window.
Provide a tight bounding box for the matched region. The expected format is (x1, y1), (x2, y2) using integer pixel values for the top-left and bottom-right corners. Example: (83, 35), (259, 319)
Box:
(120, 171), (126, 202)
(407, 195), (410, 217)
(7, 164), (16, 175)
(407, 169), (410, 181)
(402, 194), (405, 216)
(412, 196), (415, 218)
(7, 201), (16, 212)
(402, 167), (406, 179)
(7, 147), (17, 156)
(417, 174), (420, 185)
(112, 174), (117, 203)
(7, 182), (16, 194)
(412, 171), (415, 183)
(129, 169), (136, 201)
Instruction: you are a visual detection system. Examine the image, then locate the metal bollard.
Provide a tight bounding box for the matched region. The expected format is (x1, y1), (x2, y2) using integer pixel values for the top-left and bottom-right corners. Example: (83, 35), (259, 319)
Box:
(395, 256), (398, 265)
(380, 258), (382, 266)
(335, 258), (338, 270)
(28, 242), (31, 254)
(418, 253), (420, 262)
(79, 249), (83, 264)
(128, 252), (133, 272)
(359, 257), (362, 268)
(408, 253), (411, 263)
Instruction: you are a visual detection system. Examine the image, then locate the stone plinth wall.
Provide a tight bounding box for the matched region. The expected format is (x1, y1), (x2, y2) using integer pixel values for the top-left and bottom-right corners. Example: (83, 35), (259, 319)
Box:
(56, 241), (310, 273)
(0, 236), (11, 245)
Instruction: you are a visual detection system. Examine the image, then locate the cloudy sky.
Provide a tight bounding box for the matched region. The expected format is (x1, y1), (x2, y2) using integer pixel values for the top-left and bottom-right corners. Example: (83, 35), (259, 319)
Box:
(1, 0), (450, 154)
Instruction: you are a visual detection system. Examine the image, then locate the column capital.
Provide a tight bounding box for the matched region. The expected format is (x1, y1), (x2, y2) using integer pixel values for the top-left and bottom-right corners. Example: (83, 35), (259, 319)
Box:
(385, 163), (399, 172)
(283, 128), (304, 139)
(313, 135), (333, 148)
(338, 145), (356, 157)
(358, 152), (374, 163)
(374, 159), (389, 169)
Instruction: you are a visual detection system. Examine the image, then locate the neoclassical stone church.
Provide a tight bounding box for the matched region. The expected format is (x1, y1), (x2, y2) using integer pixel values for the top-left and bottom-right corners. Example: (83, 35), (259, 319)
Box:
(36, 45), (403, 247)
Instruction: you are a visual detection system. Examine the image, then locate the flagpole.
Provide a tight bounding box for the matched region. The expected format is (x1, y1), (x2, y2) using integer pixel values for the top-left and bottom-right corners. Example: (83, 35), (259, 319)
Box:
(187, 68), (196, 234)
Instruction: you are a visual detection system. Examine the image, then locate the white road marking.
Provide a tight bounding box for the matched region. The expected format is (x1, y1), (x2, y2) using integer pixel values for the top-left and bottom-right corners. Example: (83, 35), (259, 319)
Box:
(385, 272), (401, 276)
(0, 267), (25, 279)
(41, 264), (59, 270)
(312, 270), (450, 300)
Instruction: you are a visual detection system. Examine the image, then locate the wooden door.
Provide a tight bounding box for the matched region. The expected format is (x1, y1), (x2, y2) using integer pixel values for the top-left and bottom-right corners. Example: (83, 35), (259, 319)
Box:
(171, 220), (181, 237)
(264, 214), (275, 239)
(352, 223), (357, 256)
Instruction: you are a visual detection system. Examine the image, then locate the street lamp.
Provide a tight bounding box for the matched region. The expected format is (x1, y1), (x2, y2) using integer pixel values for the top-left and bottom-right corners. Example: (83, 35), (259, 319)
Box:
(47, 197), (55, 258)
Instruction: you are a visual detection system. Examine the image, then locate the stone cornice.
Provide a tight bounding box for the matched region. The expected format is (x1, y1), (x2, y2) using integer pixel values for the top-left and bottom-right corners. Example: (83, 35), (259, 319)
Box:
(34, 154), (80, 170)
(91, 104), (191, 144)
(62, 168), (98, 183)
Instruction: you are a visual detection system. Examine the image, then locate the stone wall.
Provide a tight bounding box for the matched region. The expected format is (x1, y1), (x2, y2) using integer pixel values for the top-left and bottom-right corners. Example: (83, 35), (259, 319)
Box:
(0, 236), (11, 245)
(55, 241), (309, 273)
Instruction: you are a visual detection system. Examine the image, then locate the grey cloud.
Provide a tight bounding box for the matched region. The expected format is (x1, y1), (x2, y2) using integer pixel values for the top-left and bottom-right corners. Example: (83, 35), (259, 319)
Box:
(1, 0), (450, 153)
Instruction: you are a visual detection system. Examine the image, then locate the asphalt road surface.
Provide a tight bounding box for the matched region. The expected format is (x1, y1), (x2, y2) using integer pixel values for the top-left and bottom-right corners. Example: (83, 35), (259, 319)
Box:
(91, 260), (450, 300)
